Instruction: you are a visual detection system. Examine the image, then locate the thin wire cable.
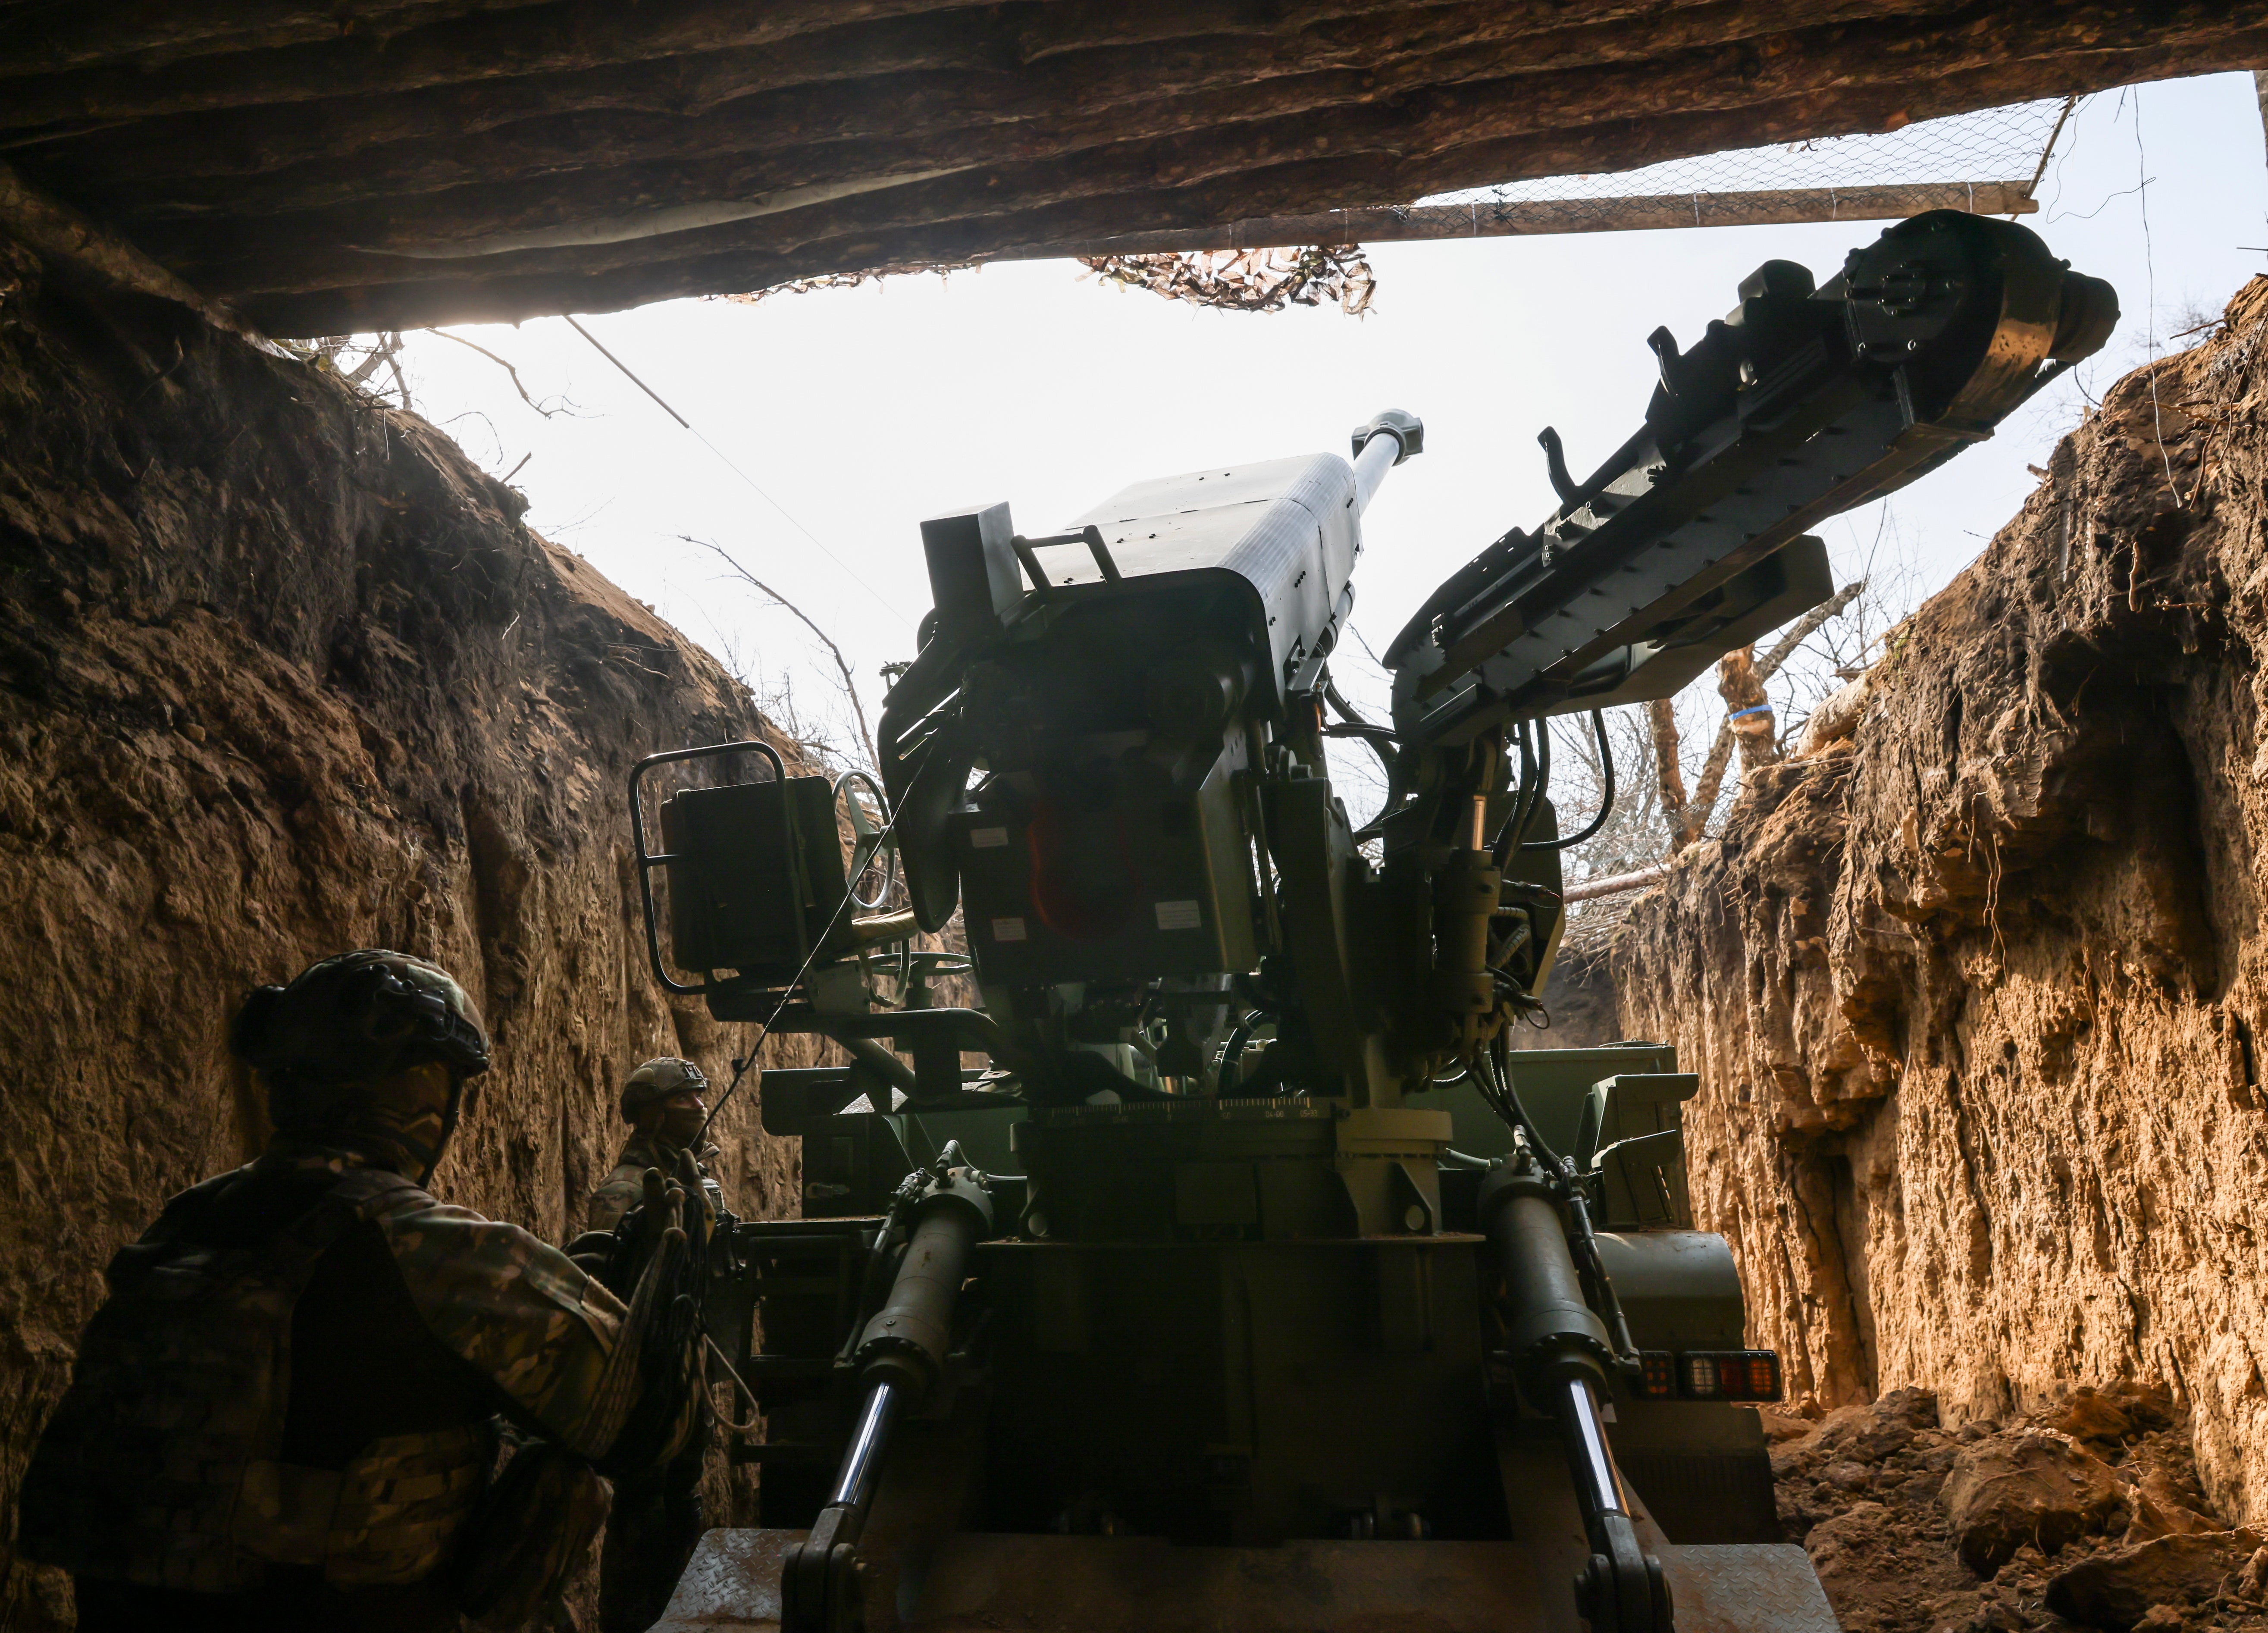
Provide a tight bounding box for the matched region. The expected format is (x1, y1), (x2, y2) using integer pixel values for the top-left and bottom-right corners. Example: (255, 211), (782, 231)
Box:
(1429, 96), (2069, 215)
(2130, 96), (2183, 508)
(687, 758), (937, 1439)
(562, 314), (912, 630)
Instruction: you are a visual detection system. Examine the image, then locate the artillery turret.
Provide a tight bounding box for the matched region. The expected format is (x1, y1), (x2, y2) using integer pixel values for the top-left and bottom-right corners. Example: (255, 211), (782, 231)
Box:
(631, 211), (2114, 1633)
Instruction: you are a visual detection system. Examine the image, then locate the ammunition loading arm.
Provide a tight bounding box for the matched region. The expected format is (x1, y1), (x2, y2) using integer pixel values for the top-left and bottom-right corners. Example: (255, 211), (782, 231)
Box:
(1383, 211), (2115, 749)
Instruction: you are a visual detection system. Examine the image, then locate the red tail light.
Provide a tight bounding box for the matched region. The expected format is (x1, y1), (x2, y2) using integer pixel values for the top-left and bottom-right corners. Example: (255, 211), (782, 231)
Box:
(1639, 1352), (1678, 1398)
(1637, 1349), (1782, 1402)
(1694, 1349), (1781, 1401)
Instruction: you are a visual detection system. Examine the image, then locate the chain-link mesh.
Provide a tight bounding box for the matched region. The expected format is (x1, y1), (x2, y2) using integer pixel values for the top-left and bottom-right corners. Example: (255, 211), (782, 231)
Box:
(1421, 95), (2074, 216)
(1059, 94), (2076, 311)
(731, 96), (2077, 310)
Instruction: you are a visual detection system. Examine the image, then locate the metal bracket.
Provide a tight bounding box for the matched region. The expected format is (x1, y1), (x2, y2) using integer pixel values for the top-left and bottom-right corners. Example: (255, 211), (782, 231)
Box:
(628, 738), (786, 996)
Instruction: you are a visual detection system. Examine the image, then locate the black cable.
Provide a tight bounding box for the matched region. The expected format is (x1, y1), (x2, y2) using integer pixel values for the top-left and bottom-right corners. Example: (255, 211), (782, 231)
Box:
(1322, 723), (1399, 785)
(1486, 1031), (1567, 1170)
(1322, 675), (1379, 732)
(1525, 709), (1615, 852)
(1493, 718), (1551, 866)
(1352, 749), (1414, 841)
(1216, 1010), (1266, 1092)
(1323, 674), (1403, 821)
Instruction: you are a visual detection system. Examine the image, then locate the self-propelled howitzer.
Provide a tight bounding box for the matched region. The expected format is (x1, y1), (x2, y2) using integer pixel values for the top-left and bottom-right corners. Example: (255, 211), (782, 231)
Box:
(633, 211), (2114, 1633)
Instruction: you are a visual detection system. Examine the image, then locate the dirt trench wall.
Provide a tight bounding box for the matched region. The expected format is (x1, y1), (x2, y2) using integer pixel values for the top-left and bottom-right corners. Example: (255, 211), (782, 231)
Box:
(0, 240), (802, 1624)
(1611, 277), (2268, 1526)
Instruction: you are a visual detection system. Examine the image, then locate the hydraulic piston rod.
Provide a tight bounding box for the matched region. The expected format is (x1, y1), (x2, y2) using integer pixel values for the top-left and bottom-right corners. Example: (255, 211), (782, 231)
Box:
(781, 1160), (992, 1633)
(1559, 1375), (1628, 1524)
(1480, 1161), (1673, 1633)
(829, 1379), (905, 1523)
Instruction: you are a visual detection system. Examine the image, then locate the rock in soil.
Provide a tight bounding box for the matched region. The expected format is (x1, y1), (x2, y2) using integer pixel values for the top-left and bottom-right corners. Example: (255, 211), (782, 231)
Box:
(1942, 1431), (2123, 1575)
(2046, 1533), (2264, 1631)
(1762, 1383), (2268, 1633)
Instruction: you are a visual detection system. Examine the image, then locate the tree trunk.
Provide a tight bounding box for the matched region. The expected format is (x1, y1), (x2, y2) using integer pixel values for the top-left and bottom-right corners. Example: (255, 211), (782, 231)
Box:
(1718, 644), (1781, 774)
(1648, 697), (1689, 845)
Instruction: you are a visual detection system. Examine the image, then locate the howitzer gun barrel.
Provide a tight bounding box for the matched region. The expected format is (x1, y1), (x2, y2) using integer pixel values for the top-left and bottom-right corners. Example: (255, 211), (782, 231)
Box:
(1350, 407), (1424, 515)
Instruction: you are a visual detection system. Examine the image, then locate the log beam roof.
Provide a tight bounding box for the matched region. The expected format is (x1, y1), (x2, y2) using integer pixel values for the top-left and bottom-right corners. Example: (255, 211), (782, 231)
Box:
(0, 0), (2260, 335)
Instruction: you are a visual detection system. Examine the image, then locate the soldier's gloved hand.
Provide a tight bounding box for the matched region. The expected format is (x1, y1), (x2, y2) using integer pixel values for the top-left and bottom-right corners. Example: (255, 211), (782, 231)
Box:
(667, 1146), (711, 1256)
(564, 1230), (616, 1279)
(598, 1169), (686, 1299)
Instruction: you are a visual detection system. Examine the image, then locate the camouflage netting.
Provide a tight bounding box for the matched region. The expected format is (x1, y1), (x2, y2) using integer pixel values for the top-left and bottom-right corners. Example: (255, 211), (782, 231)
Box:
(1078, 245), (1376, 315)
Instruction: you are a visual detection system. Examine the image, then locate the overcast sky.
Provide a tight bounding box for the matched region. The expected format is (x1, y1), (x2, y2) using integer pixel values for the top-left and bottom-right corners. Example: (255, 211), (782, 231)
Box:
(387, 71), (2268, 771)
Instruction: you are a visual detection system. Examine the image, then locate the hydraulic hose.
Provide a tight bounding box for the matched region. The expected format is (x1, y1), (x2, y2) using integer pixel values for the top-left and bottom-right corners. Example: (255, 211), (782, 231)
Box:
(1528, 710), (1616, 852)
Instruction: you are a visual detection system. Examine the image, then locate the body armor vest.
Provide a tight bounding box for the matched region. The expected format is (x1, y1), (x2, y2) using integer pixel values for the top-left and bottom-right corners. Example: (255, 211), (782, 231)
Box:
(20, 1166), (493, 1592)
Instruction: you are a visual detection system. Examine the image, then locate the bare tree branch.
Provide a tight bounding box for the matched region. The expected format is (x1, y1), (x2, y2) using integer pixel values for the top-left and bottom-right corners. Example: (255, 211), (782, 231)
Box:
(1758, 579), (1867, 680)
(382, 348), (412, 412)
(688, 535), (877, 771)
(343, 330), (401, 386)
(1677, 660), (1747, 853)
(426, 326), (580, 417)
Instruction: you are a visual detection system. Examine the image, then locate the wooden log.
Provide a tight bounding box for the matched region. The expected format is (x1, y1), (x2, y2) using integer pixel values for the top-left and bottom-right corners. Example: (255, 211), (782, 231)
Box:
(0, 0), (1429, 133)
(1045, 182), (2042, 257)
(1563, 865), (1668, 905)
(127, 2), (2268, 281)
(205, 56), (2183, 316)
(20, 0), (1950, 195)
(40, 0), (1968, 229)
(0, 160), (281, 350)
(226, 40), (2264, 332)
(0, 0), (548, 78)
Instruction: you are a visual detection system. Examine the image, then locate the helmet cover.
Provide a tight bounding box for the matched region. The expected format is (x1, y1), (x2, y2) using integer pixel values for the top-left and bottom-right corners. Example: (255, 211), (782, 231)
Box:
(232, 950), (491, 1128)
(620, 1056), (708, 1121)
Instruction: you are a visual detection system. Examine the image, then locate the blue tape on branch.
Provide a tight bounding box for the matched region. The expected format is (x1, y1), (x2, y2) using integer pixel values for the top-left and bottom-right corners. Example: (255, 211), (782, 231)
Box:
(1726, 704), (1775, 721)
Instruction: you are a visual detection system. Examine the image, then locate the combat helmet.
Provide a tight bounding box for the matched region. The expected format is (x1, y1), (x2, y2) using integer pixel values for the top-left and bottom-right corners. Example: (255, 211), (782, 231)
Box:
(620, 1056), (708, 1122)
(232, 950), (490, 1131)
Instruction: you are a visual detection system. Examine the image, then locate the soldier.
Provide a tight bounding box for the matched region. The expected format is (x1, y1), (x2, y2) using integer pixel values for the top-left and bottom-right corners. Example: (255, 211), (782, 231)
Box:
(18, 950), (702, 1633)
(587, 1056), (726, 1633)
(588, 1056), (724, 1235)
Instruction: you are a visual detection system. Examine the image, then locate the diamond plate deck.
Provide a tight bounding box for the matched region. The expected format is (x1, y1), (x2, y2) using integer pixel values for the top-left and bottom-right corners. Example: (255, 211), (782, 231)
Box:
(1660, 1544), (1842, 1633)
(652, 1531), (1839, 1633)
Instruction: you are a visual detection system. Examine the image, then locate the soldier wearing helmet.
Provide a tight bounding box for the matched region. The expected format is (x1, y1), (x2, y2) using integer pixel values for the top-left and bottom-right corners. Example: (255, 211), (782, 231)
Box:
(19, 950), (702, 1633)
(587, 1056), (724, 1234)
(585, 1056), (730, 1633)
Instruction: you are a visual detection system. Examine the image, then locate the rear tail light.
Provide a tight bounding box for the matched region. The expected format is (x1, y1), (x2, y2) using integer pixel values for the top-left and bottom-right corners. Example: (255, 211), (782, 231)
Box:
(1639, 1352), (1678, 1398)
(1636, 1349), (1782, 1402)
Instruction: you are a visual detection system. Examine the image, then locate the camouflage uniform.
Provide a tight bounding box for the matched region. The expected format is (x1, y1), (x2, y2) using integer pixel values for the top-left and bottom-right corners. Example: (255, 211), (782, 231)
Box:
(588, 1128), (725, 1235)
(18, 951), (698, 1633)
(22, 1143), (686, 1633)
(587, 1073), (725, 1633)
